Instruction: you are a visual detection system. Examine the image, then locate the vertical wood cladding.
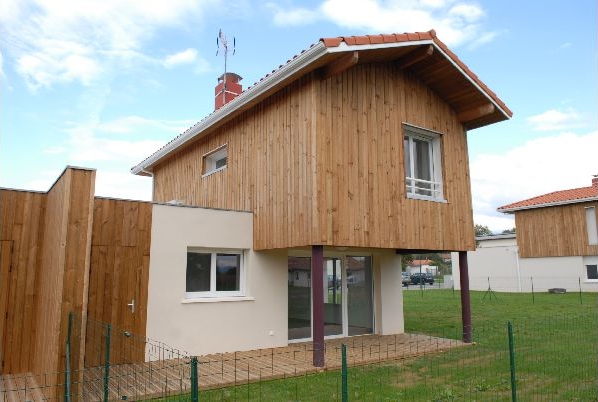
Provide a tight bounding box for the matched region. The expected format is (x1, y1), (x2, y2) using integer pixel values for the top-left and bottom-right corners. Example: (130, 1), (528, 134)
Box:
(0, 190), (46, 374)
(514, 202), (598, 258)
(86, 198), (152, 367)
(152, 63), (475, 251)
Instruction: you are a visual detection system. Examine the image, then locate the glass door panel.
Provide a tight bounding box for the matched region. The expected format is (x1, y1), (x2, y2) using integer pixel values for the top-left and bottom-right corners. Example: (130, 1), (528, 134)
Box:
(324, 258), (343, 336)
(346, 256), (373, 336)
(288, 257), (311, 340)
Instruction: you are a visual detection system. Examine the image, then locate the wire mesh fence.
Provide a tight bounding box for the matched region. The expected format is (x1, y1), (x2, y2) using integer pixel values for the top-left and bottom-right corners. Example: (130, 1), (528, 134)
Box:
(1, 293), (596, 401)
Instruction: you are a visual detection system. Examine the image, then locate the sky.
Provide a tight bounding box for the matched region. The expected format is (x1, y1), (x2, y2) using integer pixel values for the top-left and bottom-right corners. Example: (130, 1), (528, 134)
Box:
(1, 0), (596, 233)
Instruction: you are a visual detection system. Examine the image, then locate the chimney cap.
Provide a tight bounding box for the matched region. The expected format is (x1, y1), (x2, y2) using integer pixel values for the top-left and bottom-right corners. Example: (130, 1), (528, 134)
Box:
(218, 72), (243, 83)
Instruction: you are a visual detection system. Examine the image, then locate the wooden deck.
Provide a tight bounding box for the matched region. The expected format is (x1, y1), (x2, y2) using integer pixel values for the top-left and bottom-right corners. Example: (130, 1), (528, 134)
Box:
(1, 333), (466, 401)
(0, 373), (48, 402)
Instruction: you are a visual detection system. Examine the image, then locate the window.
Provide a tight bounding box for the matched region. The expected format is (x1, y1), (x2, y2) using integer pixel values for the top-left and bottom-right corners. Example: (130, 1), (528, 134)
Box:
(403, 124), (444, 201)
(586, 207), (597, 245)
(186, 250), (244, 297)
(586, 265), (598, 280)
(203, 145), (227, 176)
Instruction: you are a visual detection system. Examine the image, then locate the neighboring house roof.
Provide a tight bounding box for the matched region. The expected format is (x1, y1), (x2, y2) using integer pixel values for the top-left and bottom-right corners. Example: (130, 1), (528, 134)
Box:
(131, 30), (512, 176)
(475, 233), (516, 241)
(497, 177), (598, 213)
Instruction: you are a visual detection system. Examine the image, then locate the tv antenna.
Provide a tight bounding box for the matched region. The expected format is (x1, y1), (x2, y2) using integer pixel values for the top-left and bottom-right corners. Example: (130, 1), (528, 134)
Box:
(217, 29), (235, 78)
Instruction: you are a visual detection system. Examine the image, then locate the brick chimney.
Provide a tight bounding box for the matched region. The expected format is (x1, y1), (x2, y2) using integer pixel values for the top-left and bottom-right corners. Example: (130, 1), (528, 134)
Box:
(215, 72), (243, 110)
(592, 174), (598, 190)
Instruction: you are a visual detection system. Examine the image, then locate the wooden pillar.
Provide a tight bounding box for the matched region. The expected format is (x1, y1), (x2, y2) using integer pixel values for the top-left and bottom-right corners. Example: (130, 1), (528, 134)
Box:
(458, 251), (472, 343)
(311, 245), (325, 367)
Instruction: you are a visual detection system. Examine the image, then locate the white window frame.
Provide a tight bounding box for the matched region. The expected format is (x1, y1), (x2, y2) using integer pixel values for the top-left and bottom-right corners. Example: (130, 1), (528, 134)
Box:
(403, 123), (445, 202)
(202, 145), (228, 177)
(185, 248), (245, 298)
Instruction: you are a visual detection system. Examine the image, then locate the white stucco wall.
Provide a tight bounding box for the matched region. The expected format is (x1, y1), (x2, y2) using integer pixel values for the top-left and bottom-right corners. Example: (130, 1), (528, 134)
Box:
(147, 204), (288, 357)
(452, 235), (598, 292)
(452, 236), (519, 292)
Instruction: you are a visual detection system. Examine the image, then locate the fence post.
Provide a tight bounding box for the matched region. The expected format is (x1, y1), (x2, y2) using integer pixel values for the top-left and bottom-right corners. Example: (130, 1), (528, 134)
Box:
(103, 323), (111, 402)
(341, 344), (348, 402)
(508, 321), (517, 402)
(190, 356), (199, 402)
(64, 312), (73, 402)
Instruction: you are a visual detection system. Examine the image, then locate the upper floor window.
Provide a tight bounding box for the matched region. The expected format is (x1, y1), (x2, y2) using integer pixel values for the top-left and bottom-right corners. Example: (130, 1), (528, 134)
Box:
(203, 145), (227, 176)
(403, 124), (444, 202)
(186, 249), (244, 298)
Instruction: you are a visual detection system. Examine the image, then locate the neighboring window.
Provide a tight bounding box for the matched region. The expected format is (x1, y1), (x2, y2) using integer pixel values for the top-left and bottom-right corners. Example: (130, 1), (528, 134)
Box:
(403, 124), (444, 201)
(586, 265), (598, 280)
(586, 207), (597, 245)
(186, 250), (243, 297)
(203, 146), (227, 176)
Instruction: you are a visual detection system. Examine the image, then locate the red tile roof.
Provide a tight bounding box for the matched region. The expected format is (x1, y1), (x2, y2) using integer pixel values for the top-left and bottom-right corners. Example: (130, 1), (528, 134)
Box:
(132, 30), (512, 176)
(498, 177), (598, 212)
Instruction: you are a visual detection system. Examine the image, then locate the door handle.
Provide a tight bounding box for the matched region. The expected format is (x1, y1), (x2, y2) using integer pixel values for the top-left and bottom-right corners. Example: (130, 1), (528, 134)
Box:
(127, 299), (135, 313)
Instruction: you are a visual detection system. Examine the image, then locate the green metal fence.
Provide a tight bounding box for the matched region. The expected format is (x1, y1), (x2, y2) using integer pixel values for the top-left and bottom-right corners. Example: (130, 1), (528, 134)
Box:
(1, 292), (596, 401)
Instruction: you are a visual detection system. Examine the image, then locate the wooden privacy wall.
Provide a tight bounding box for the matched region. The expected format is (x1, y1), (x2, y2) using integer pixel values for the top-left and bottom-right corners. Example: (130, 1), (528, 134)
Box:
(86, 198), (152, 367)
(31, 168), (95, 381)
(152, 63), (475, 251)
(1, 167), (151, 384)
(0, 190), (46, 374)
(514, 201), (598, 258)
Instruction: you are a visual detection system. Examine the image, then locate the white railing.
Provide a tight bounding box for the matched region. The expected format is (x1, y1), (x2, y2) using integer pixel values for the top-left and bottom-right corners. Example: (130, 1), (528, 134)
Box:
(405, 177), (442, 199)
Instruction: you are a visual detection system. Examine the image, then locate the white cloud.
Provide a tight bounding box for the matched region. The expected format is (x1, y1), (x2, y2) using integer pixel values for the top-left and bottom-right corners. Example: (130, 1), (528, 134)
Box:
(1, 0), (217, 88)
(470, 130), (598, 232)
(266, 3), (320, 26)
(267, 0), (498, 48)
(94, 169), (153, 201)
(527, 108), (585, 131)
(164, 48), (198, 68)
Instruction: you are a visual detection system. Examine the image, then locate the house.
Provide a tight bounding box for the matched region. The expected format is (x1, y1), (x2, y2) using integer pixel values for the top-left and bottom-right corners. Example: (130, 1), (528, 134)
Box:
(453, 176), (598, 293)
(131, 30), (511, 364)
(406, 259), (438, 275)
(451, 234), (520, 291)
(499, 177), (597, 291)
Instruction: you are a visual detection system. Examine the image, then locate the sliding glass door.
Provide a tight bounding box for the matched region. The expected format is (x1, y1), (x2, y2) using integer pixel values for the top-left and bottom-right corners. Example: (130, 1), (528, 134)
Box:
(288, 254), (373, 340)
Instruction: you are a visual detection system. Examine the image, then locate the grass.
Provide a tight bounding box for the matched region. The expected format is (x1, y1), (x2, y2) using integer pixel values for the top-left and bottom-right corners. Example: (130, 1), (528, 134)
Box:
(151, 290), (597, 401)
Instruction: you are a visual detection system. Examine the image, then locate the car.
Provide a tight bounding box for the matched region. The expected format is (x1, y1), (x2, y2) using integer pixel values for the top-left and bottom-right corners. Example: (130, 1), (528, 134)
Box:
(410, 272), (434, 285)
(402, 272), (411, 287)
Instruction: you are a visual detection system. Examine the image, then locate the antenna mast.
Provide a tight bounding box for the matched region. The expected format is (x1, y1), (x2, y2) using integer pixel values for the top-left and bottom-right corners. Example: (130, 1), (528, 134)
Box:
(216, 29), (236, 104)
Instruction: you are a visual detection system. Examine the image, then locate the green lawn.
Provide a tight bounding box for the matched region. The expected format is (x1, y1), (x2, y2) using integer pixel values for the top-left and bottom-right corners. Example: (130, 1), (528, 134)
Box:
(154, 290), (597, 401)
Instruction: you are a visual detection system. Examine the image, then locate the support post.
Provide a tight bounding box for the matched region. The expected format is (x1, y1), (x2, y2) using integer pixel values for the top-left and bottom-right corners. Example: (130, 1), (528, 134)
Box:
(311, 245), (325, 367)
(458, 251), (472, 343)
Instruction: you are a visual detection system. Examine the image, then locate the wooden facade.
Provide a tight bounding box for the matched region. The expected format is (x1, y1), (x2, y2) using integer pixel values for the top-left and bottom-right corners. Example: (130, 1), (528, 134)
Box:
(153, 64), (476, 252)
(514, 201), (598, 258)
(86, 198), (152, 367)
(0, 168), (151, 385)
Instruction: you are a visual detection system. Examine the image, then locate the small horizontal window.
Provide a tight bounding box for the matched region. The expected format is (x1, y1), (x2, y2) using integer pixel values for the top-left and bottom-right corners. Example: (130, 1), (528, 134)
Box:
(203, 146), (227, 176)
(186, 249), (244, 298)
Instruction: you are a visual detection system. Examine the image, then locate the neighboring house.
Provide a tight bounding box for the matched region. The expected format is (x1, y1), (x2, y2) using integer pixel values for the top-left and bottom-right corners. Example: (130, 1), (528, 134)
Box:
(453, 177), (598, 293)
(131, 30), (511, 363)
(451, 234), (520, 291)
(407, 259), (438, 275)
(498, 176), (598, 291)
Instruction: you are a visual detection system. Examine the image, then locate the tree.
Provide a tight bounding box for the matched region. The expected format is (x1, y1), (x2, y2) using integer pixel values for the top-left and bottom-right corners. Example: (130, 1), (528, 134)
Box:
(474, 224), (493, 237)
(502, 227), (516, 234)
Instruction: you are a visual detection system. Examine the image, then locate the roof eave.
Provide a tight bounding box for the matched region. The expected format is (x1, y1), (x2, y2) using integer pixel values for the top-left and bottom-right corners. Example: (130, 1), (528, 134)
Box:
(131, 42), (330, 175)
(132, 35), (512, 175)
(498, 196), (598, 213)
